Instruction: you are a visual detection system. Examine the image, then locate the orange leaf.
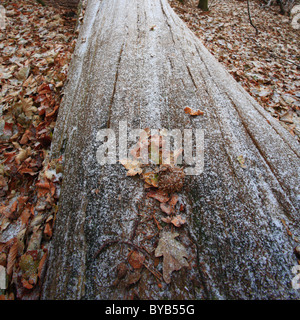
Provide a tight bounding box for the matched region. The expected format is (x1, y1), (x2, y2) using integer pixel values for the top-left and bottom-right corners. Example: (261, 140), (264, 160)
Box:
(169, 194), (179, 207)
(38, 251), (48, 279)
(184, 107), (204, 116)
(171, 215), (186, 228)
(44, 222), (52, 238)
(128, 250), (145, 269)
(7, 240), (18, 275)
(21, 279), (33, 290)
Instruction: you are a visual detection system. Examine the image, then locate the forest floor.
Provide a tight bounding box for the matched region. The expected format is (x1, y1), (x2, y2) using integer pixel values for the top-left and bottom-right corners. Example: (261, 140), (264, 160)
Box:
(0, 0), (77, 299)
(0, 0), (299, 300)
(170, 0), (300, 139)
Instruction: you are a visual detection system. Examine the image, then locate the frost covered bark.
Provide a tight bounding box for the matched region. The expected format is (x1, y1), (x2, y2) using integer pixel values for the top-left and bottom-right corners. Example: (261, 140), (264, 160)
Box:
(42, 0), (300, 299)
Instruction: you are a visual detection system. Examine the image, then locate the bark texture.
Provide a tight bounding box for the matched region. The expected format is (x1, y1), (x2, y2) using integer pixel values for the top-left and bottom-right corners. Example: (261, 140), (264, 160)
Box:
(42, 0), (300, 299)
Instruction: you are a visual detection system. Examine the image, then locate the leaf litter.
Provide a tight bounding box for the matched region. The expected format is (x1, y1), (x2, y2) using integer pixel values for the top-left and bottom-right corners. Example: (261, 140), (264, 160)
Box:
(0, 0), (77, 300)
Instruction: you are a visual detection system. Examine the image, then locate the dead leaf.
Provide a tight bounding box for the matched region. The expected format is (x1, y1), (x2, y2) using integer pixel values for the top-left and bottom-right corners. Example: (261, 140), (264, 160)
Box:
(15, 147), (31, 164)
(116, 262), (128, 280)
(7, 240), (18, 275)
(171, 215), (186, 227)
(119, 159), (143, 176)
(161, 216), (172, 224)
(126, 270), (141, 287)
(280, 111), (294, 124)
(160, 203), (174, 215)
(16, 65), (30, 81)
(169, 194), (179, 207)
(147, 189), (170, 203)
(184, 107), (204, 116)
(155, 231), (189, 284)
(143, 172), (159, 187)
(127, 250), (145, 269)
(38, 251), (48, 279)
(237, 155), (247, 168)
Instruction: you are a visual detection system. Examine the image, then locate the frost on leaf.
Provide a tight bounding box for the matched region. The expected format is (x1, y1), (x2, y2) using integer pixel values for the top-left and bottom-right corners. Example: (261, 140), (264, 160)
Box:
(119, 159), (143, 176)
(171, 215), (186, 227)
(155, 231), (189, 284)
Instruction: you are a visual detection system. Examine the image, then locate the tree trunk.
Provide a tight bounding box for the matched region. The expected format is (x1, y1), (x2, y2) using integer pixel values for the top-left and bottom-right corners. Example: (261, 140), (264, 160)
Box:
(198, 0), (208, 11)
(41, 0), (300, 300)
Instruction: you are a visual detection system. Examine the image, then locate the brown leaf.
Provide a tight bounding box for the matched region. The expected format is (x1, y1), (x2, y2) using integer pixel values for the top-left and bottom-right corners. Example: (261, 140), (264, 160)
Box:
(160, 203), (174, 215)
(171, 215), (186, 228)
(155, 231), (189, 284)
(161, 216), (172, 224)
(126, 270), (141, 287)
(169, 194), (179, 207)
(38, 251), (48, 279)
(7, 240), (18, 275)
(127, 250), (145, 269)
(147, 190), (170, 203)
(116, 262), (128, 280)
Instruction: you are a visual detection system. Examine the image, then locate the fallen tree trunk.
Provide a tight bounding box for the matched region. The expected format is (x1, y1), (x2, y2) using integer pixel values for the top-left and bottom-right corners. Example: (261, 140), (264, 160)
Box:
(42, 0), (300, 299)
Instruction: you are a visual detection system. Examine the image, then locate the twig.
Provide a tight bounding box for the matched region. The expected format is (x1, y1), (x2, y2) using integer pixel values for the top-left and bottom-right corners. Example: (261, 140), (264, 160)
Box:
(143, 262), (163, 281)
(94, 239), (152, 259)
(247, 0), (259, 34)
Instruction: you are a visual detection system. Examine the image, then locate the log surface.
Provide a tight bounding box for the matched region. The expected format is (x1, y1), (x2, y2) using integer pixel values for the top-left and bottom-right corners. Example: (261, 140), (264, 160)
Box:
(42, 0), (300, 299)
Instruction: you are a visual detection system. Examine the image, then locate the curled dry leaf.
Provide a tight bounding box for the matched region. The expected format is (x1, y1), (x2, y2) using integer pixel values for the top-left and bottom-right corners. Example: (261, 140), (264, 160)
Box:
(184, 107), (204, 116)
(38, 251), (48, 279)
(7, 240), (18, 275)
(237, 155), (247, 168)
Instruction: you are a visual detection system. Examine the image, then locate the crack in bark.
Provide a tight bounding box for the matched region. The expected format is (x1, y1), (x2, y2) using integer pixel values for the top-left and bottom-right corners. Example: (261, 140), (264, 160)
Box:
(107, 43), (125, 128)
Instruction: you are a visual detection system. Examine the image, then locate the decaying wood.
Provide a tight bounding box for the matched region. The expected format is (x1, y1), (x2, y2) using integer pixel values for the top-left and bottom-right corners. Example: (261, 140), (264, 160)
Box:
(42, 0), (300, 299)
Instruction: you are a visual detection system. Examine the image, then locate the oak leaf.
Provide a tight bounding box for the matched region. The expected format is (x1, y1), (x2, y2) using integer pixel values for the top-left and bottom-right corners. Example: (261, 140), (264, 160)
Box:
(119, 159), (143, 176)
(155, 231), (189, 284)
